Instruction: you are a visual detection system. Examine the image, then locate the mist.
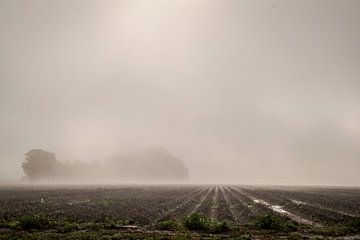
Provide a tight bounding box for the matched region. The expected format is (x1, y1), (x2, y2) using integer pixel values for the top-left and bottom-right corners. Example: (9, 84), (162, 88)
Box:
(1, 0), (360, 185)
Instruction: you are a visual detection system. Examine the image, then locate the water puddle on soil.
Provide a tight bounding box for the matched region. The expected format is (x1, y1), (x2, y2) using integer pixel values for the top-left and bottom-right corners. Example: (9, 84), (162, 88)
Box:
(290, 199), (306, 205)
(67, 200), (90, 205)
(290, 199), (358, 217)
(253, 199), (321, 227)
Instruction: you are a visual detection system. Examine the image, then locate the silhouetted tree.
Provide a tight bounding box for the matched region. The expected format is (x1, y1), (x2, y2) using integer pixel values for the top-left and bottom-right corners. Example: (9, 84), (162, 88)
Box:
(21, 147), (188, 182)
(22, 149), (67, 181)
(106, 147), (189, 181)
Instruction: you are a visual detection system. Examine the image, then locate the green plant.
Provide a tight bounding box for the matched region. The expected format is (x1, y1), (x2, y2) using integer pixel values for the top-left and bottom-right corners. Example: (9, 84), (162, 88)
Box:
(18, 214), (54, 230)
(87, 221), (101, 231)
(62, 221), (79, 233)
(156, 219), (179, 231)
(211, 220), (230, 233)
(0, 219), (19, 230)
(254, 214), (282, 230)
(283, 221), (298, 231)
(347, 217), (360, 232)
(101, 218), (127, 229)
(183, 213), (230, 233)
(183, 213), (209, 231)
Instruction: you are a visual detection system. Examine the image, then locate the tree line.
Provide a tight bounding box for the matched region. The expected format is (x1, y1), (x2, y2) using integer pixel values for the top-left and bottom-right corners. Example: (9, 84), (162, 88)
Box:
(22, 148), (189, 182)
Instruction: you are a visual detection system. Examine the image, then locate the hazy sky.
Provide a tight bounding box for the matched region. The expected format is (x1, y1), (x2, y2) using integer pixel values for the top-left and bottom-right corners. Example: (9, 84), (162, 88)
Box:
(1, 0), (360, 185)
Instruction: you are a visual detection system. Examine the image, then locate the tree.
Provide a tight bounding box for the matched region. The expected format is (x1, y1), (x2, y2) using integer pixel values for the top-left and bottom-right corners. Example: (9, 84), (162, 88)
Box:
(106, 147), (189, 181)
(22, 149), (65, 181)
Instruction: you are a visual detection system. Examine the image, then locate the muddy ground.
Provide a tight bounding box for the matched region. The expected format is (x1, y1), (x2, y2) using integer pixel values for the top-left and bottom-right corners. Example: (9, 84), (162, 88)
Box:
(0, 185), (360, 239)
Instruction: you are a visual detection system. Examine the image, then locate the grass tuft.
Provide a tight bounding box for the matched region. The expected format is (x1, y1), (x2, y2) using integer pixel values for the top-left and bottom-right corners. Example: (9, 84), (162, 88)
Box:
(254, 214), (282, 230)
(183, 213), (209, 231)
(347, 217), (360, 233)
(254, 213), (298, 231)
(62, 221), (79, 233)
(156, 219), (179, 231)
(18, 214), (55, 230)
(183, 213), (230, 233)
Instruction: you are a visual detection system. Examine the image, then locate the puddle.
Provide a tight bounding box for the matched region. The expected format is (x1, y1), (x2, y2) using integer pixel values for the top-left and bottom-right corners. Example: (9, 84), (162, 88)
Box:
(291, 199), (307, 205)
(68, 200), (90, 205)
(271, 205), (288, 214)
(253, 199), (269, 206)
(290, 199), (358, 217)
(252, 198), (320, 227)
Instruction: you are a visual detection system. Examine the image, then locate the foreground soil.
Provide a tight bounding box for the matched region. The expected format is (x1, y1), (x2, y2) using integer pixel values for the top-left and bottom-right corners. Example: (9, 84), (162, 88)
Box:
(1, 184), (360, 239)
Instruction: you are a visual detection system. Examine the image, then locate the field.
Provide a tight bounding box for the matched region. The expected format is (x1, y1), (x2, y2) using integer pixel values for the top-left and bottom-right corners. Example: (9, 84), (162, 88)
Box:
(1, 185), (360, 239)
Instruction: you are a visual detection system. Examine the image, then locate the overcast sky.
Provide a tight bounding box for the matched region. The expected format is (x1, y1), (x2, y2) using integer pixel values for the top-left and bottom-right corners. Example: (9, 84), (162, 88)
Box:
(1, 0), (360, 185)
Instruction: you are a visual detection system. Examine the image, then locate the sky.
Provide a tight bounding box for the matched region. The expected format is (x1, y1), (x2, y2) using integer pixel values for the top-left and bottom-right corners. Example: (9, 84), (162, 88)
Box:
(0, 0), (360, 185)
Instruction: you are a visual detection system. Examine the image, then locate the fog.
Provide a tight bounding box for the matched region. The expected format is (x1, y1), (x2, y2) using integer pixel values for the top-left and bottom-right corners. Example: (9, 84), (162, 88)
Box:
(1, 0), (360, 185)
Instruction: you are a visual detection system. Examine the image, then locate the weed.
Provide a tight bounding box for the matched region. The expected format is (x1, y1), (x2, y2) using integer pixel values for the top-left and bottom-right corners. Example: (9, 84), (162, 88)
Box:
(211, 220), (230, 233)
(62, 221), (79, 233)
(156, 219), (179, 231)
(283, 221), (299, 231)
(18, 214), (55, 230)
(183, 213), (230, 233)
(89, 221), (102, 231)
(0, 218), (19, 230)
(253, 213), (299, 232)
(347, 217), (360, 232)
(183, 213), (209, 231)
(254, 214), (282, 230)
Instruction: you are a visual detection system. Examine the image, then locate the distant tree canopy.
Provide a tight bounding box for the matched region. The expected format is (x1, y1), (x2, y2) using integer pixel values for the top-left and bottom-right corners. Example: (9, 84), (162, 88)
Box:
(22, 147), (189, 182)
(22, 149), (68, 181)
(107, 147), (189, 181)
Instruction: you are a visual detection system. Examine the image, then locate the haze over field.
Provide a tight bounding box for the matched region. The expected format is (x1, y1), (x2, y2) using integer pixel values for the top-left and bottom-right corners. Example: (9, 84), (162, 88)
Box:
(1, 0), (360, 185)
